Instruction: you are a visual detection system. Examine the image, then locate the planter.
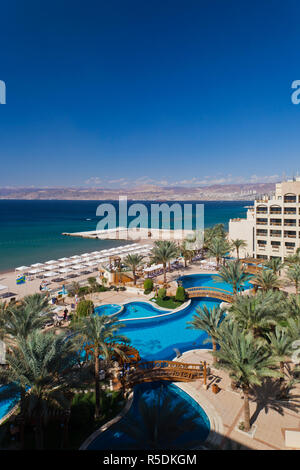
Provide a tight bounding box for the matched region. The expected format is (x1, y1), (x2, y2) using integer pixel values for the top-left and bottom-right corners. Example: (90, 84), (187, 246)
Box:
(212, 383), (220, 394)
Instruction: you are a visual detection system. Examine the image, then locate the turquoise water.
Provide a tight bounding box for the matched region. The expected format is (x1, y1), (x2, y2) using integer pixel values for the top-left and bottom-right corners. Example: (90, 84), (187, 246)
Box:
(0, 385), (19, 422)
(0, 274), (247, 422)
(178, 273), (253, 292)
(0, 200), (251, 272)
(86, 381), (210, 450)
(95, 304), (121, 316)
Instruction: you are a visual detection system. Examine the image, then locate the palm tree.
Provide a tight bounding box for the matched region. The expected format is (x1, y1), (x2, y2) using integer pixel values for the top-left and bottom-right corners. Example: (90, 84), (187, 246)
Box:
(253, 269), (281, 292)
(0, 330), (83, 449)
(123, 254), (144, 285)
(203, 224), (226, 249)
(179, 242), (194, 268)
(186, 304), (224, 364)
(150, 241), (179, 285)
(0, 294), (53, 347)
(285, 294), (300, 319)
(284, 248), (300, 267)
(228, 290), (286, 338)
(213, 322), (280, 432)
(286, 264), (300, 294)
(72, 314), (129, 419)
(68, 281), (81, 298)
(213, 260), (251, 295)
(117, 384), (201, 449)
(266, 326), (293, 381)
(264, 258), (284, 275)
(206, 237), (231, 268)
(231, 239), (247, 260)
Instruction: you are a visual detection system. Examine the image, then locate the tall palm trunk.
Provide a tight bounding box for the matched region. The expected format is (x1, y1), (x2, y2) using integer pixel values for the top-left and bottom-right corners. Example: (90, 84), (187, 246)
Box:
(163, 263), (167, 285)
(236, 247), (239, 260)
(242, 385), (251, 432)
(212, 338), (218, 365)
(94, 345), (101, 419)
(133, 268), (136, 285)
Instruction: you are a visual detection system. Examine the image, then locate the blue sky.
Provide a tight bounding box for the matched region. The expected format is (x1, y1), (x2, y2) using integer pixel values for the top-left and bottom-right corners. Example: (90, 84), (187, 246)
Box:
(1, 0), (300, 188)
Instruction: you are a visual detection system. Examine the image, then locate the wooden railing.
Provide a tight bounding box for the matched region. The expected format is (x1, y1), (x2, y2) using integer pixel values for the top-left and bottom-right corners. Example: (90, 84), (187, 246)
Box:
(185, 286), (233, 302)
(123, 360), (208, 385)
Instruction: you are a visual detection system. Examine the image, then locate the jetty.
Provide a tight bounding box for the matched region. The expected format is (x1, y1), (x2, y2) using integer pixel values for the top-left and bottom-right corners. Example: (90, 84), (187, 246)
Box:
(62, 227), (198, 242)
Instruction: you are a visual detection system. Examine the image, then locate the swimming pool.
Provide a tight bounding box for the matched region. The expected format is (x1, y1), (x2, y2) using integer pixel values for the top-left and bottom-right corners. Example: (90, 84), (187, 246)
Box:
(177, 272), (252, 292)
(95, 303), (122, 316)
(86, 381), (210, 450)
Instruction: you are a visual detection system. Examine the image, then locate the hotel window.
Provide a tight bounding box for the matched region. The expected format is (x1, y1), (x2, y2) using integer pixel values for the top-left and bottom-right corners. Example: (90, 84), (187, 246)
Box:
(256, 205), (268, 214)
(256, 218), (268, 225)
(284, 219), (296, 227)
(271, 241), (281, 246)
(256, 229), (267, 236)
(257, 254), (268, 259)
(285, 242), (295, 248)
(284, 194), (297, 203)
(270, 218), (282, 226)
(284, 230), (296, 238)
(284, 207), (296, 215)
(270, 206), (282, 215)
(270, 230), (281, 237)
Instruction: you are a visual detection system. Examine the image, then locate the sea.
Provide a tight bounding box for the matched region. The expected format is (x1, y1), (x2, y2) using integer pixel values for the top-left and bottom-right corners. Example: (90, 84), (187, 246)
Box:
(0, 199), (253, 272)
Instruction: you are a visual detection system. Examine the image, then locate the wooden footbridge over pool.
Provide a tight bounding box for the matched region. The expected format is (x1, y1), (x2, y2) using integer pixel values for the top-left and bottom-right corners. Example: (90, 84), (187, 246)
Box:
(185, 286), (233, 303)
(120, 360), (208, 387)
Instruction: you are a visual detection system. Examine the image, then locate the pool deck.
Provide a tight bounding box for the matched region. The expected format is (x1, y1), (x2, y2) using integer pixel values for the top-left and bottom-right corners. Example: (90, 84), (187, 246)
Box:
(175, 349), (300, 450)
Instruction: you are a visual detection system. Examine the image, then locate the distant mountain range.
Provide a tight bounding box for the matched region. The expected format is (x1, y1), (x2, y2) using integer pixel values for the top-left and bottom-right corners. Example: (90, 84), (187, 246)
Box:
(0, 182), (276, 201)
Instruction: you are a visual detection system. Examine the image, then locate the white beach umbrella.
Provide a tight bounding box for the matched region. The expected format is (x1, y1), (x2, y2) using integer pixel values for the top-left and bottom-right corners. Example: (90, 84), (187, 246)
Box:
(72, 264), (85, 270)
(31, 263), (44, 268)
(58, 268), (74, 274)
(70, 255), (81, 259)
(44, 260), (58, 265)
(59, 262), (72, 267)
(44, 271), (60, 278)
(15, 266), (29, 271)
(45, 265), (57, 271)
(81, 253), (90, 258)
(28, 268), (45, 274)
(58, 257), (69, 262)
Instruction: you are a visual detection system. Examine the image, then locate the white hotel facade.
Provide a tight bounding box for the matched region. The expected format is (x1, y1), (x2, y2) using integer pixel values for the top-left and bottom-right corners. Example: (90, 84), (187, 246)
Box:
(229, 178), (300, 261)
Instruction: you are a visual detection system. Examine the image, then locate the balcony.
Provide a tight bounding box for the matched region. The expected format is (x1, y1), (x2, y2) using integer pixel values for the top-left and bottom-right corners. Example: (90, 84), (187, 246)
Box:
(284, 208), (297, 215)
(284, 195), (297, 203)
(256, 219), (268, 225)
(284, 220), (296, 227)
(269, 219), (282, 226)
(284, 231), (296, 238)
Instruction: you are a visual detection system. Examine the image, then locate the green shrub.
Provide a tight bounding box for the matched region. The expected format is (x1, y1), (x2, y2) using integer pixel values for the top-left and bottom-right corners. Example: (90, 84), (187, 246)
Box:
(78, 286), (89, 296)
(143, 278), (153, 292)
(175, 286), (186, 302)
(76, 299), (94, 318)
(157, 288), (166, 299)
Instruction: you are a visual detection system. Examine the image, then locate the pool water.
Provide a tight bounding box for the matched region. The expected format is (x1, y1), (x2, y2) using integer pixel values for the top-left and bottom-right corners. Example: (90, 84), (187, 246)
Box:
(0, 274), (248, 422)
(86, 381), (210, 450)
(95, 304), (121, 316)
(119, 302), (169, 320)
(0, 385), (19, 422)
(178, 273), (252, 292)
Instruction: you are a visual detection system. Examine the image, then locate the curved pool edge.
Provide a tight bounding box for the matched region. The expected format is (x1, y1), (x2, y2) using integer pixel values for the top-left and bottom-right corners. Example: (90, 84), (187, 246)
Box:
(118, 299), (192, 323)
(173, 348), (224, 448)
(173, 382), (223, 448)
(0, 402), (19, 426)
(79, 391), (134, 450)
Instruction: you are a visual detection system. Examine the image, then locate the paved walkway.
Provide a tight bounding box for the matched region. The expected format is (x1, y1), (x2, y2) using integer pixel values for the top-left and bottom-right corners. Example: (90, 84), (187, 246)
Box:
(176, 349), (300, 450)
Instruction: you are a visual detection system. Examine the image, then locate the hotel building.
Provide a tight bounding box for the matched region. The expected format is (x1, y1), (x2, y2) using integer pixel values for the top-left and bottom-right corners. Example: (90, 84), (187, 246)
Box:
(229, 178), (300, 261)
